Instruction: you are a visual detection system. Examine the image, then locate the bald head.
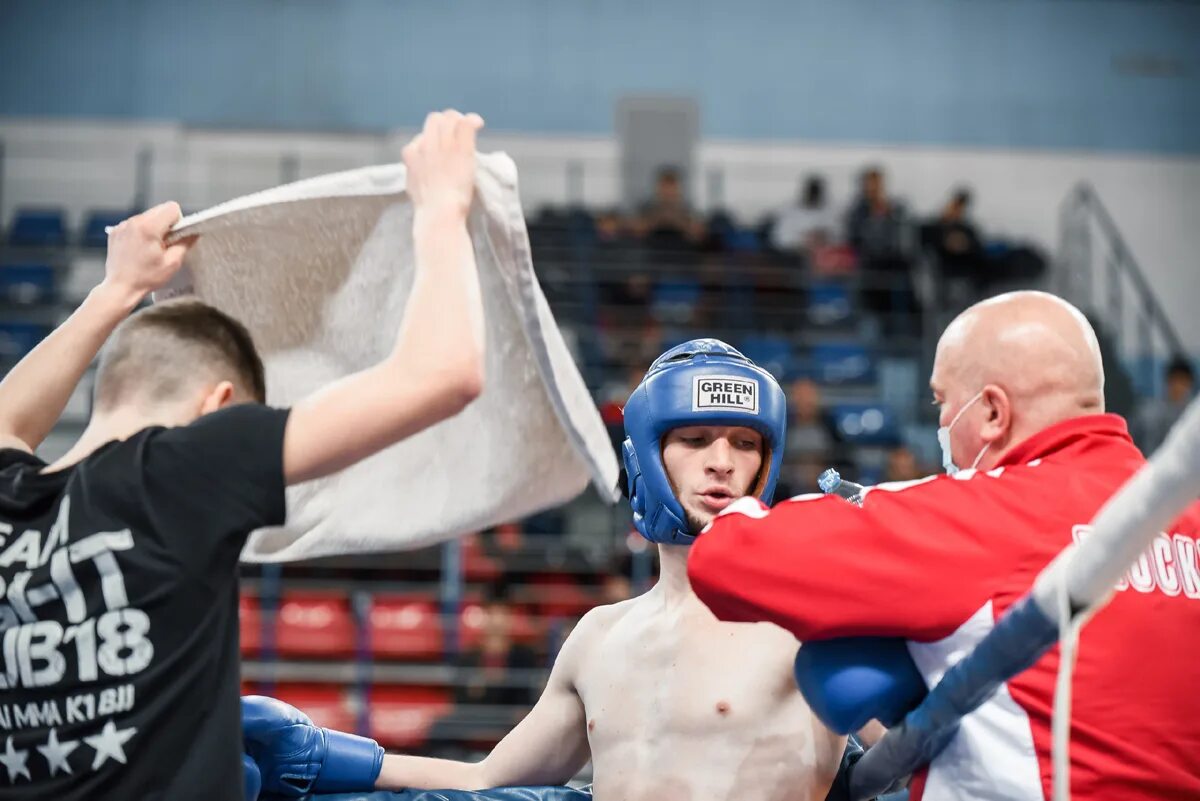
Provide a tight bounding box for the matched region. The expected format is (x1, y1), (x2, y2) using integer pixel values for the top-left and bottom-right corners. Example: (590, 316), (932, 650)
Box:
(931, 291), (1105, 468)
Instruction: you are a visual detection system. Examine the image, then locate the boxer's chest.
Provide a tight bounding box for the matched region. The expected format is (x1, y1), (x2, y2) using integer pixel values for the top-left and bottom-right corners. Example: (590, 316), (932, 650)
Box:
(577, 609), (796, 745)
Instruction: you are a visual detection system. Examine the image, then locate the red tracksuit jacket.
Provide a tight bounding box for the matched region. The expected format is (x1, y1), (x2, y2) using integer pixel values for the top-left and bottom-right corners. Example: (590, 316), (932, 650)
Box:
(689, 414), (1200, 801)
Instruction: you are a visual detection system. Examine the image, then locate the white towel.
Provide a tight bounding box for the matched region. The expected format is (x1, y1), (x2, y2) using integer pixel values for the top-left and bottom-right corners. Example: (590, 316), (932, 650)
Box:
(155, 154), (619, 562)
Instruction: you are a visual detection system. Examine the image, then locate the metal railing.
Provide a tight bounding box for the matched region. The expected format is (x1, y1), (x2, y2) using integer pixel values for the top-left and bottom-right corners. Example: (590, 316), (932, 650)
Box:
(1057, 183), (1187, 396)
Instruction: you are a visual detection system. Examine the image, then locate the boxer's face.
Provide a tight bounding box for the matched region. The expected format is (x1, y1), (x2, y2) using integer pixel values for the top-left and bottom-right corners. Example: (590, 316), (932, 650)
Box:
(662, 425), (764, 533)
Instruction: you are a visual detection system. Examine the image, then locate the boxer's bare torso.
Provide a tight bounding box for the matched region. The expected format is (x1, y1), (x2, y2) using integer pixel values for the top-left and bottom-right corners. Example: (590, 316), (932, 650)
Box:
(574, 586), (844, 801)
(379, 556), (845, 801)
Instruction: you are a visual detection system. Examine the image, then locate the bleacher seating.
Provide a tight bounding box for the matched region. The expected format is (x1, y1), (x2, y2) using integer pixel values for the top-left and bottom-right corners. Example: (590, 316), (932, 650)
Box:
(368, 686), (453, 750)
(81, 209), (129, 249)
(651, 277), (702, 324)
(830, 402), (900, 446)
(458, 601), (539, 650)
(525, 578), (595, 620)
(738, 335), (794, 380)
(806, 282), (854, 327)
(274, 684), (356, 733)
(0, 323), (51, 361)
(461, 534), (502, 582)
(274, 592), (357, 658)
(0, 264), (56, 305)
(810, 342), (875, 385)
(7, 208), (68, 247)
(369, 595), (444, 662)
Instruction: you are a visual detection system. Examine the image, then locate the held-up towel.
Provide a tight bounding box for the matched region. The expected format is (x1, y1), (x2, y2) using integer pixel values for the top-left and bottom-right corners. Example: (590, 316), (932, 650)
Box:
(155, 153), (619, 562)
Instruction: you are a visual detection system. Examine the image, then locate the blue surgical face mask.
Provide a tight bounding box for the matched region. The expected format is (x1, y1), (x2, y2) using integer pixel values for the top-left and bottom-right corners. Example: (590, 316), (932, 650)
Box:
(937, 390), (989, 475)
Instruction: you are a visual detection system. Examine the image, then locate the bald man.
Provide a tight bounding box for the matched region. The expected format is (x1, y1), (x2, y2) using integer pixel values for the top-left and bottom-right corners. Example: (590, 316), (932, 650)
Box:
(688, 291), (1200, 801)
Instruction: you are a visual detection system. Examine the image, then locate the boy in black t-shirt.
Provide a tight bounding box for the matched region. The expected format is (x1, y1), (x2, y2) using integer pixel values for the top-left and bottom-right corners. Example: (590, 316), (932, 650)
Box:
(0, 110), (487, 800)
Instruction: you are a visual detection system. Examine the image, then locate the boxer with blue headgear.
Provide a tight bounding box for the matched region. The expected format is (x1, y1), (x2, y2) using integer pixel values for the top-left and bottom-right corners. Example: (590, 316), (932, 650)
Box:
(622, 338), (788, 545)
(240, 338), (873, 801)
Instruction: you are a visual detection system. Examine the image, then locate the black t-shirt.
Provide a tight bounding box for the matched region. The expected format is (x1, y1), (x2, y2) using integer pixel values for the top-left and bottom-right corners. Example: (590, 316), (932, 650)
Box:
(0, 404), (289, 801)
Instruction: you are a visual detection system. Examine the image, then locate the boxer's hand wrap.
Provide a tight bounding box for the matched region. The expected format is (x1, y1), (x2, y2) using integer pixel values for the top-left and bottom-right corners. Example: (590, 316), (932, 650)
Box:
(241, 695), (384, 796)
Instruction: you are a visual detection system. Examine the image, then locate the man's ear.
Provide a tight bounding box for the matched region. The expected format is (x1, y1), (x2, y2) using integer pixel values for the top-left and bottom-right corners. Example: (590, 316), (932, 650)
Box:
(979, 384), (1011, 446)
(196, 381), (237, 416)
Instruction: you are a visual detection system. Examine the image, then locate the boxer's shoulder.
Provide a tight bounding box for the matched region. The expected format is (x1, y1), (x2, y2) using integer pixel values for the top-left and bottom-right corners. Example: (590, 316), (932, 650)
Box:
(575, 595), (641, 639)
(552, 597), (639, 678)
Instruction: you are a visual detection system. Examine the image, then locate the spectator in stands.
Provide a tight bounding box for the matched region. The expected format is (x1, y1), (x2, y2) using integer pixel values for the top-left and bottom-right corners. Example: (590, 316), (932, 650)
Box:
(779, 377), (841, 495)
(455, 584), (538, 710)
(787, 377), (837, 454)
(771, 175), (838, 253)
(600, 269), (652, 329)
(594, 209), (628, 244)
(845, 167), (909, 256)
(1133, 356), (1196, 454)
(923, 188), (985, 288)
(883, 444), (924, 483)
(845, 166), (917, 332)
(594, 207), (658, 332)
(478, 523), (526, 582)
(633, 167), (705, 244)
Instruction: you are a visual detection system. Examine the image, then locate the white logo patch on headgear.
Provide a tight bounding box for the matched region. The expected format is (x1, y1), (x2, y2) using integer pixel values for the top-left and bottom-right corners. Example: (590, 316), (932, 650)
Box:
(692, 375), (759, 414)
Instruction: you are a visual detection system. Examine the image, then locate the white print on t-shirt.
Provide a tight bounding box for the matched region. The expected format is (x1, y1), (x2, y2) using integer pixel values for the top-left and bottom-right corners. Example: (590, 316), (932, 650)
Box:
(0, 716), (136, 782)
(0, 684), (135, 732)
(1072, 524), (1200, 598)
(0, 495), (145, 784)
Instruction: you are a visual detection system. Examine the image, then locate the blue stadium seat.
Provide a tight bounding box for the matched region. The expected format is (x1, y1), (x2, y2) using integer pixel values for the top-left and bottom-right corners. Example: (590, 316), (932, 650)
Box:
(8, 208), (67, 247)
(651, 278), (701, 324)
(0, 264), (56, 305)
(0, 323), (50, 360)
(739, 335), (794, 380)
(82, 210), (129, 249)
(706, 212), (760, 253)
(721, 282), (758, 330)
(831, 403), (899, 446)
(807, 282), (854, 327)
(811, 342), (875, 385)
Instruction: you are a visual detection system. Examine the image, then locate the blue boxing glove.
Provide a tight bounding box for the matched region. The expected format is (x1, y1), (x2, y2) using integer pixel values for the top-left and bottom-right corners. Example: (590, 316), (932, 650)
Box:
(243, 752), (262, 801)
(241, 695), (384, 797)
(794, 638), (928, 734)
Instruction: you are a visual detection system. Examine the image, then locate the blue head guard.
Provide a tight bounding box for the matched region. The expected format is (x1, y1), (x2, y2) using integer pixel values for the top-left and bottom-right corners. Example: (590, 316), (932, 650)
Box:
(622, 338), (787, 545)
